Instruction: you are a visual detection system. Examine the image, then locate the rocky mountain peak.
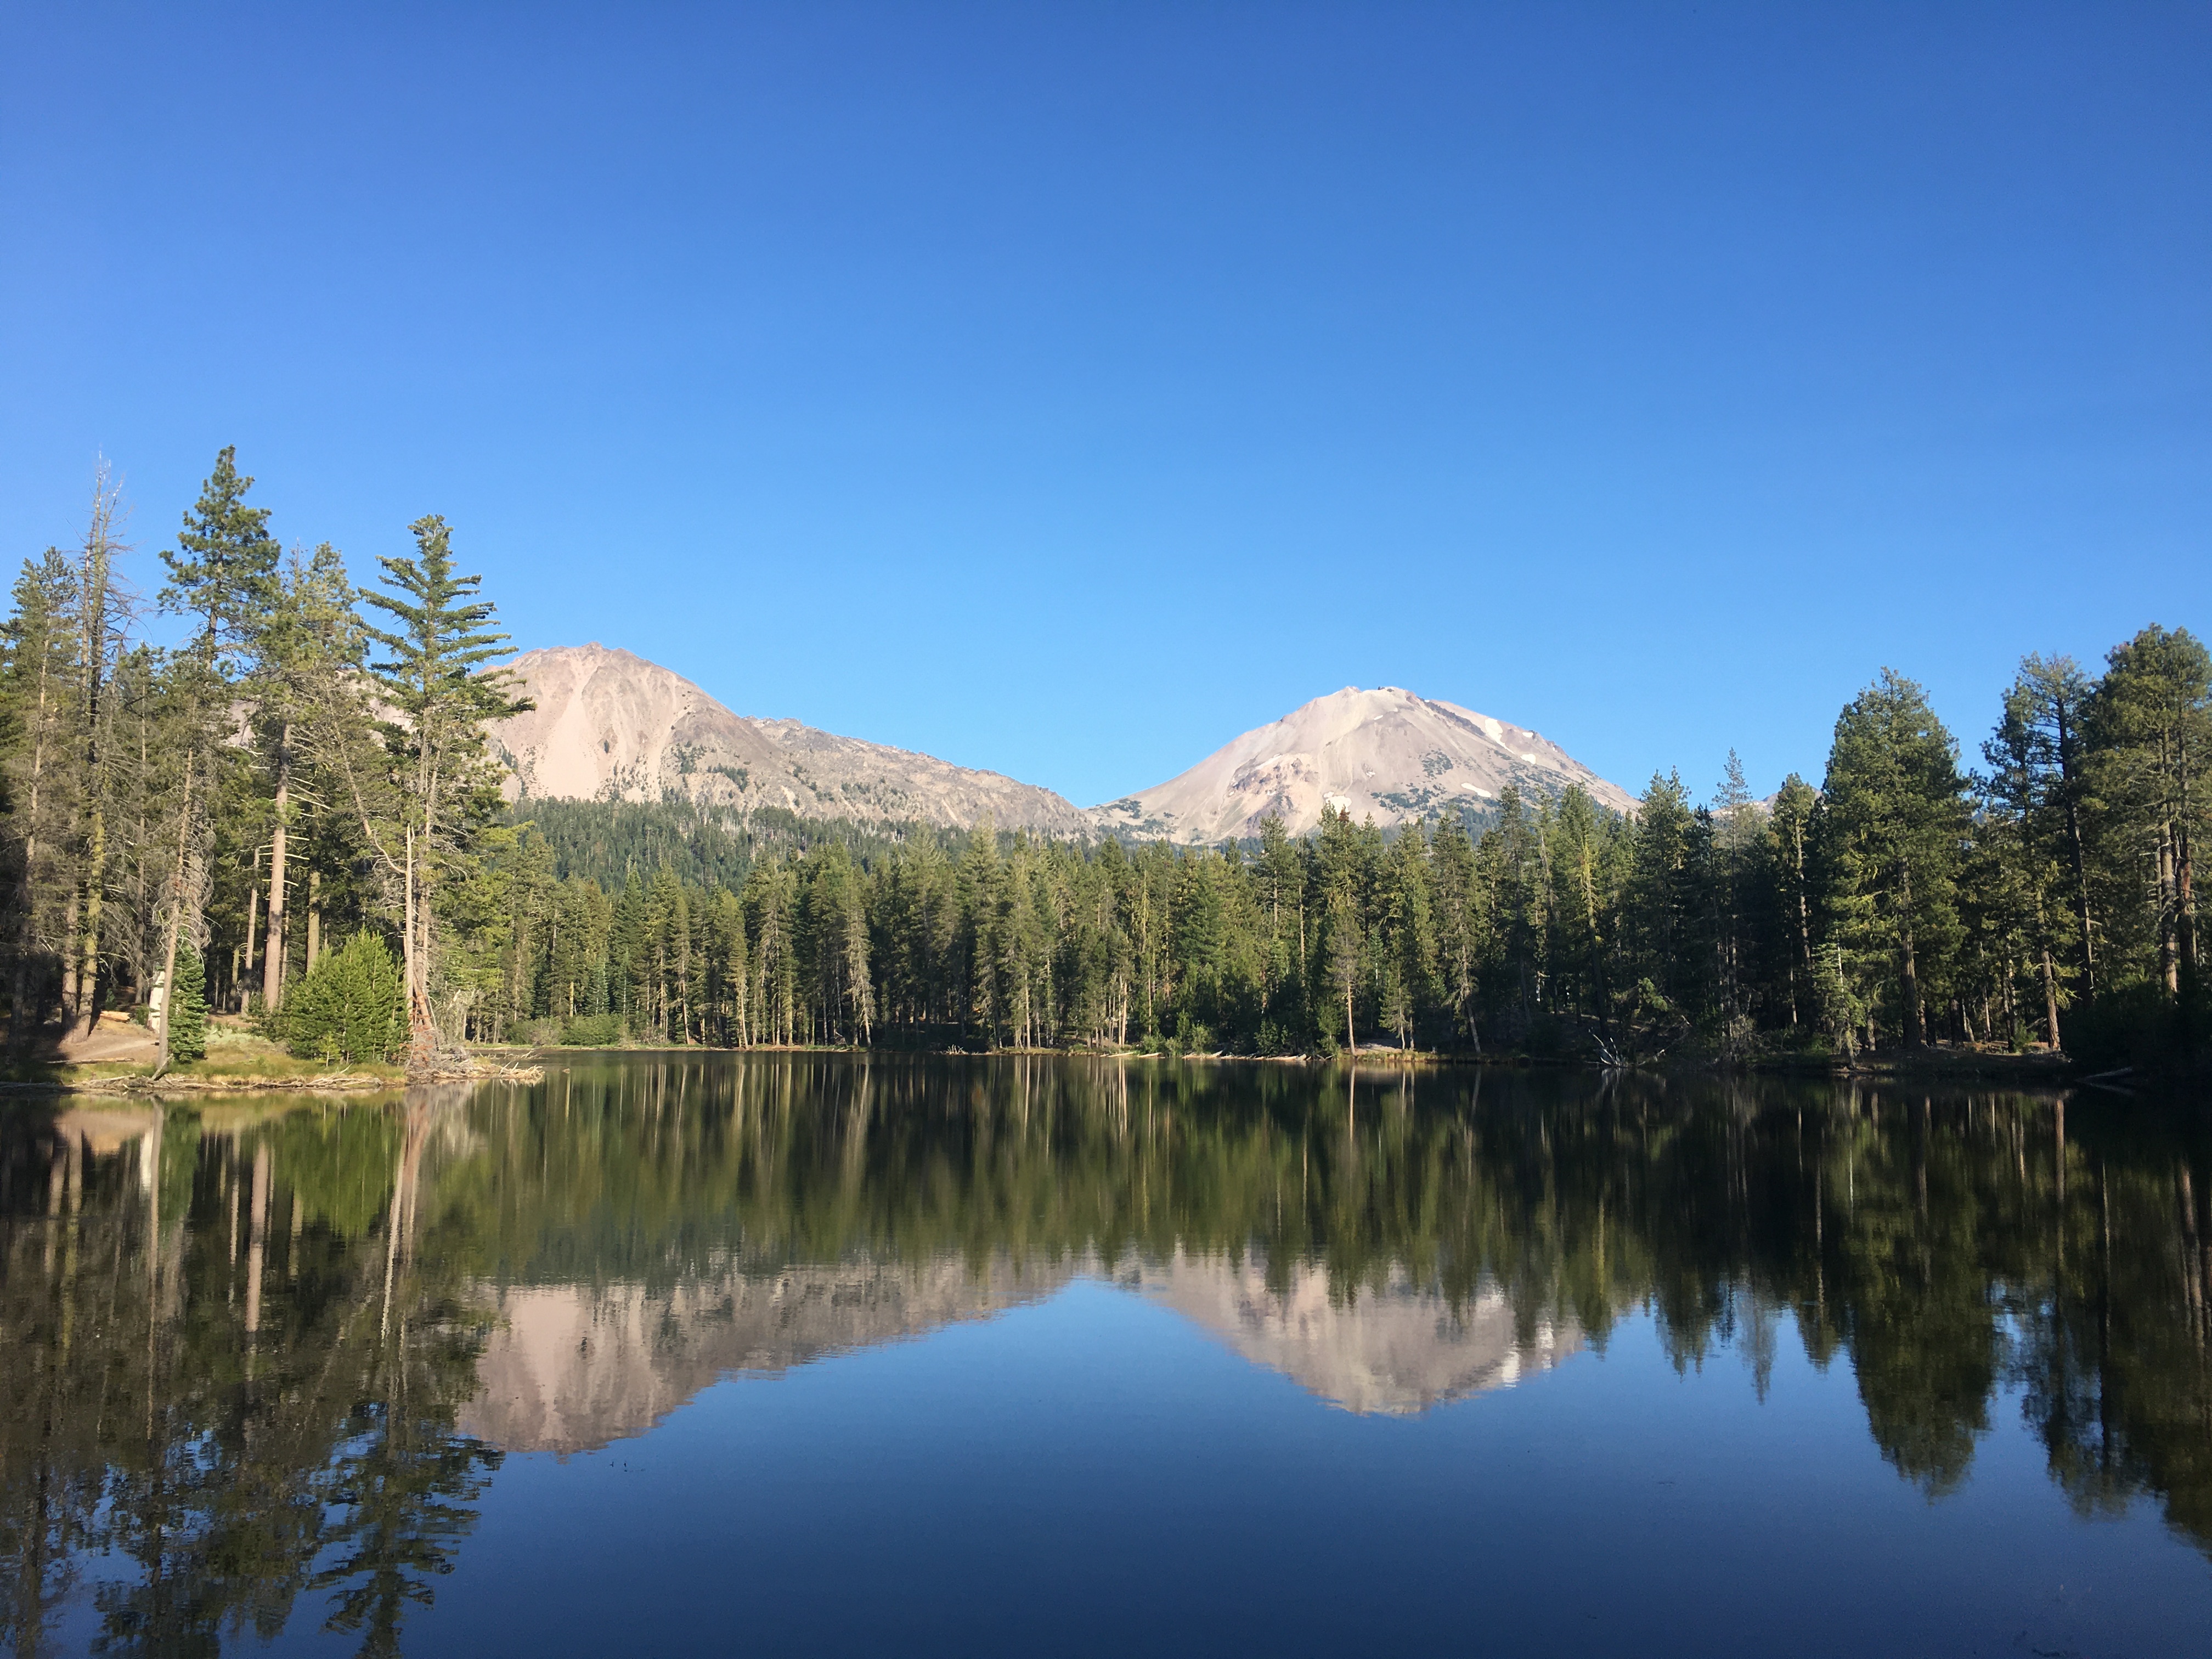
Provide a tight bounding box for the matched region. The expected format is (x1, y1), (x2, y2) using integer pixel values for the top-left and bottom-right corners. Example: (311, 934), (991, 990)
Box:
(1092, 684), (1634, 842)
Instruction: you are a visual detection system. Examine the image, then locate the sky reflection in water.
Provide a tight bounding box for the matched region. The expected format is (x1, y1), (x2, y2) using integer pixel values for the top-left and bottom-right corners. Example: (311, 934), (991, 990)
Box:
(5, 1055), (2211, 1657)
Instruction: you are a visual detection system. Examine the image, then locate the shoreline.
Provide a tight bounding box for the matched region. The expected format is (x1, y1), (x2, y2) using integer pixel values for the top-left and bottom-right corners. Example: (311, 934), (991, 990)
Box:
(516, 1040), (2089, 1085)
(0, 1045), (2122, 1102)
(0, 1057), (543, 1099)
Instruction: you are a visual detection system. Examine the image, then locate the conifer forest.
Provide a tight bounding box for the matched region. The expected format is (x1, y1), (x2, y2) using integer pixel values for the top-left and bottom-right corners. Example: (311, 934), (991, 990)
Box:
(5, 454), (2207, 1071)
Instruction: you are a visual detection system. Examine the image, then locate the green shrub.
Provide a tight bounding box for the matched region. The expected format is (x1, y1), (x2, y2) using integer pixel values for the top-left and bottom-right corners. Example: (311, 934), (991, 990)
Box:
(560, 1013), (622, 1046)
(278, 932), (404, 1064)
(167, 941), (207, 1062)
(2062, 979), (2212, 1075)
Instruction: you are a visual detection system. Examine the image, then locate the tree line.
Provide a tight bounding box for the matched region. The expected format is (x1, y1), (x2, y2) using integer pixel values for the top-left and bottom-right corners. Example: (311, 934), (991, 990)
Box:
(484, 655), (2207, 1068)
(2, 452), (2205, 1065)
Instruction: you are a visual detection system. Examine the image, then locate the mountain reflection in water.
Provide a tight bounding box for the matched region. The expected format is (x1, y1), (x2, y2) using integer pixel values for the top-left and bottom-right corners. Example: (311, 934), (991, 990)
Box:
(4, 1054), (2211, 1654)
(465, 1248), (1571, 1454)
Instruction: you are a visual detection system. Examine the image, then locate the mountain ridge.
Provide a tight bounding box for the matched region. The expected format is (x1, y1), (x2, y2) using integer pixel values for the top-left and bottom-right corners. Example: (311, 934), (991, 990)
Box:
(489, 645), (1635, 841)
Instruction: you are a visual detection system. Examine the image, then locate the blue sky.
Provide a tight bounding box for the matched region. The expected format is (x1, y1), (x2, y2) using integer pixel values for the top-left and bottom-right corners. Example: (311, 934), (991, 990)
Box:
(2, 3), (2205, 808)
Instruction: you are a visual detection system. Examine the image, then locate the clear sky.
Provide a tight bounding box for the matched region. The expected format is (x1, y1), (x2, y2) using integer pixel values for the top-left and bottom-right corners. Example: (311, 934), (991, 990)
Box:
(3, 3), (2205, 809)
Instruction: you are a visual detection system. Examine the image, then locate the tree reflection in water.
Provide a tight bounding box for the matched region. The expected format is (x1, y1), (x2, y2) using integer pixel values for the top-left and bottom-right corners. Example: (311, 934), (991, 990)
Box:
(1, 1089), (499, 1657)
(3, 1058), (2210, 1654)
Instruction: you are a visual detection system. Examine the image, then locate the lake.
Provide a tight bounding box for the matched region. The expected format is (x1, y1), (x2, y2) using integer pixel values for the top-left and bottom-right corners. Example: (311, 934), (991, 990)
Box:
(5, 1054), (2210, 1656)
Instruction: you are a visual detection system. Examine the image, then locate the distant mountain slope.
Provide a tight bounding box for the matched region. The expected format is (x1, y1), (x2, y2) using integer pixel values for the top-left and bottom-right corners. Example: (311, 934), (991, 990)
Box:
(1092, 686), (1635, 843)
(489, 644), (1088, 833)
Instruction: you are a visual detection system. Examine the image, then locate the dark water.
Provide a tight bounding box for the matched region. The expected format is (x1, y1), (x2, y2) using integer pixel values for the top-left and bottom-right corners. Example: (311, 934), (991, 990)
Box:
(5, 1057), (2212, 1657)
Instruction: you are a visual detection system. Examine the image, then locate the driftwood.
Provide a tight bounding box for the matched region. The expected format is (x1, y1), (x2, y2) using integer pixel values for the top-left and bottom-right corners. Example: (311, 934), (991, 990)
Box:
(413, 1060), (543, 1084)
(17, 1057), (543, 1099)
(70, 1071), (398, 1097)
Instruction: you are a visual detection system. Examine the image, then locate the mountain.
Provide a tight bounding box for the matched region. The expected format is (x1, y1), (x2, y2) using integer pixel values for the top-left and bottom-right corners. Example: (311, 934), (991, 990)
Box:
(1092, 685), (1636, 843)
(488, 644), (1088, 834)
(488, 647), (1633, 844)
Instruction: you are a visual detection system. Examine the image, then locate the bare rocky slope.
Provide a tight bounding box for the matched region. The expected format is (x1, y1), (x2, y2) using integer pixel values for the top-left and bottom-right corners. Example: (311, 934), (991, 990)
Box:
(1093, 685), (1637, 843)
(489, 644), (1088, 833)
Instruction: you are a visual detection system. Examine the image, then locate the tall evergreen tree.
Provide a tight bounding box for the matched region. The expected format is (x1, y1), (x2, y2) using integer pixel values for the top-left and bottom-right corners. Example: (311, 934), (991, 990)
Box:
(2087, 626), (2211, 1006)
(1429, 815), (1487, 1050)
(1822, 670), (1968, 1048)
(62, 466), (132, 1032)
(1764, 774), (1821, 1028)
(153, 449), (281, 1044)
(162, 447), (281, 669)
(1990, 654), (2100, 1002)
(1624, 771), (1703, 1038)
(2, 551), (78, 1049)
(253, 543), (362, 1011)
(353, 516), (532, 1071)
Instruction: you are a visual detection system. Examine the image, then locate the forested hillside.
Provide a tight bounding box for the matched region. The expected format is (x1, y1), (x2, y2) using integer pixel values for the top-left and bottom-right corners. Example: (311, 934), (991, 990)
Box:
(508, 798), (905, 894)
(3, 453), (2206, 1069)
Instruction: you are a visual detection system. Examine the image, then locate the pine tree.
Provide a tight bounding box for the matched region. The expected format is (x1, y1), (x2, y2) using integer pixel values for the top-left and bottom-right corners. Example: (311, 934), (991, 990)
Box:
(2087, 626), (2211, 1006)
(1990, 654), (2100, 1002)
(252, 543), (363, 1012)
(162, 447), (281, 670)
(802, 843), (874, 1044)
(1324, 889), (1362, 1052)
(1544, 787), (1613, 1032)
(2, 551), (80, 1049)
(167, 939), (207, 1063)
(1375, 824), (1435, 1047)
(1254, 815), (1306, 1030)
(62, 465), (132, 1033)
(956, 822), (1003, 1042)
(1483, 786), (1550, 1035)
(1711, 751), (1761, 1024)
(280, 930), (405, 1064)
(1764, 775), (1821, 1028)
(1624, 771), (1703, 1036)
(1822, 670), (1968, 1048)
(1429, 815), (1487, 1050)
(353, 516), (533, 1071)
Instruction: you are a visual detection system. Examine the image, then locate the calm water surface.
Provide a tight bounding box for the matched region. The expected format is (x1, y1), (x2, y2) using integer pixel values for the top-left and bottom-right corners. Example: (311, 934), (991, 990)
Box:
(5, 1055), (2212, 1656)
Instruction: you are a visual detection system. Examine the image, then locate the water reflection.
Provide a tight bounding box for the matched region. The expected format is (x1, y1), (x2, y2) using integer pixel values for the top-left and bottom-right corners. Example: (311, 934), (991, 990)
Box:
(1126, 1251), (1579, 1414)
(462, 1258), (1069, 1453)
(3, 1057), (2210, 1653)
(2, 1087), (499, 1657)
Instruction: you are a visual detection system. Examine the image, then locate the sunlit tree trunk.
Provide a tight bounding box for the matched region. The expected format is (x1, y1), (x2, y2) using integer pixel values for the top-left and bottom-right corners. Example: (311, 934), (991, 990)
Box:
(261, 723), (292, 1010)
